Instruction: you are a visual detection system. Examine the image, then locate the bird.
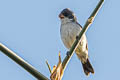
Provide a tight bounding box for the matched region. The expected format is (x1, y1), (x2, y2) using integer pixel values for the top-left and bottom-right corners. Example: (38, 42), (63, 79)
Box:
(59, 8), (94, 76)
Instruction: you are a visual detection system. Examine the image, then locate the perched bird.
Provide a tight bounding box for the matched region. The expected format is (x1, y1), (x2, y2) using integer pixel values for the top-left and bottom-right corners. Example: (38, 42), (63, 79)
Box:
(59, 8), (94, 76)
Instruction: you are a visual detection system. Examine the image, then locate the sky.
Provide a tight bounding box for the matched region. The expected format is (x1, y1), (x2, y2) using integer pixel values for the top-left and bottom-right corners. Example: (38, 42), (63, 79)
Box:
(0, 0), (120, 80)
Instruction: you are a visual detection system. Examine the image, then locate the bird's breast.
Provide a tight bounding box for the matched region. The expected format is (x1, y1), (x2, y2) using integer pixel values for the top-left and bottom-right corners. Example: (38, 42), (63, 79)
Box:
(60, 22), (80, 49)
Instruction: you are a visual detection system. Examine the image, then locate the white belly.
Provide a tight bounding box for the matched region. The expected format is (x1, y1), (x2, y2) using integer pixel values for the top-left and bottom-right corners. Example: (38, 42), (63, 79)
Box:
(60, 22), (88, 63)
(61, 22), (86, 50)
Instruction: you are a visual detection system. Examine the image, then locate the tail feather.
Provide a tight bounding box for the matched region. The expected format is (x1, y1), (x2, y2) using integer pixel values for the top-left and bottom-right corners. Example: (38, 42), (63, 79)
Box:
(82, 59), (94, 76)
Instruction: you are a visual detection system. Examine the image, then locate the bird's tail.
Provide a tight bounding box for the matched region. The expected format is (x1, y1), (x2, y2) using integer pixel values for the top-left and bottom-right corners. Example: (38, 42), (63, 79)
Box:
(82, 59), (94, 76)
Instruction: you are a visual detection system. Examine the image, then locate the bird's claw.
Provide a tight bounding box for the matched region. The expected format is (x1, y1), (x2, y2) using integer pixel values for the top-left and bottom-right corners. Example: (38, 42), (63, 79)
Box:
(66, 51), (70, 57)
(76, 35), (79, 40)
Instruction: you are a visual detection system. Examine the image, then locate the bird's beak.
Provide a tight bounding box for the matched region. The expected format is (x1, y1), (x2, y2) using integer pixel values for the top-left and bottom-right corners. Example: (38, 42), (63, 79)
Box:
(59, 14), (64, 19)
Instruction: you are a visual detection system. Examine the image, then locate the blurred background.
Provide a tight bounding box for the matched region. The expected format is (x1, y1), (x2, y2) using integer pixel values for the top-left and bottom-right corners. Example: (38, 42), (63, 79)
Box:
(0, 0), (120, 80)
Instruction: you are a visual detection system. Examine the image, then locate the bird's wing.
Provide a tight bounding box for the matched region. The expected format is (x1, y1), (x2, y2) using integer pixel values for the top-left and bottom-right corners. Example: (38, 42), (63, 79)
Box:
(76, 21), (88, 50)
(76, 22), (82, 29)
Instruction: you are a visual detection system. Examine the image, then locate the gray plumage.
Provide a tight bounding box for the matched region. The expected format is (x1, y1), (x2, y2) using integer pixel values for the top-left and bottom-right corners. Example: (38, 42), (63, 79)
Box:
(59, 8), (94, 76)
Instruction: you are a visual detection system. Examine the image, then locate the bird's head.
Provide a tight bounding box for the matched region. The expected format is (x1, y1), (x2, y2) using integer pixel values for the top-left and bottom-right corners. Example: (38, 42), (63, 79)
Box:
(59, 8), (77, 23)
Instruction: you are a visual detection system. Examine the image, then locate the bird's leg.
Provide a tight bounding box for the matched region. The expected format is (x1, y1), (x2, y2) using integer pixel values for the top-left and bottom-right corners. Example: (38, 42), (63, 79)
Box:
(76, 35), (79, 40)
(66, 51), (70, 57)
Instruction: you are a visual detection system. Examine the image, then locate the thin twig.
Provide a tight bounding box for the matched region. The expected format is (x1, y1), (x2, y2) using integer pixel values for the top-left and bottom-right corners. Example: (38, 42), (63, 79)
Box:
(0, 43), (49, 80)
(46, 60), (52, 74)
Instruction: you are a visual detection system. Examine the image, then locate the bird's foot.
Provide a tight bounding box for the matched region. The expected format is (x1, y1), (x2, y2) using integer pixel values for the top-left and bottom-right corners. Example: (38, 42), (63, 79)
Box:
(76, 35), (79, 40)
(66, 51), (70, 57)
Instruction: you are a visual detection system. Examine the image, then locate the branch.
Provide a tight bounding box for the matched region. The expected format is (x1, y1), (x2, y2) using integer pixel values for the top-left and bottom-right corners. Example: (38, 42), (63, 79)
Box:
(62, 0), (104, 71)
(0, 43), (49, 80)
(46, 60), (52, 74)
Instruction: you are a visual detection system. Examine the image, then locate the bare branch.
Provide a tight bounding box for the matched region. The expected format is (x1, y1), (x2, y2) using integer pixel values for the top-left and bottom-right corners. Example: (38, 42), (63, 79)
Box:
(46, 60), (52, 74)
(0, 43), (49, 80)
